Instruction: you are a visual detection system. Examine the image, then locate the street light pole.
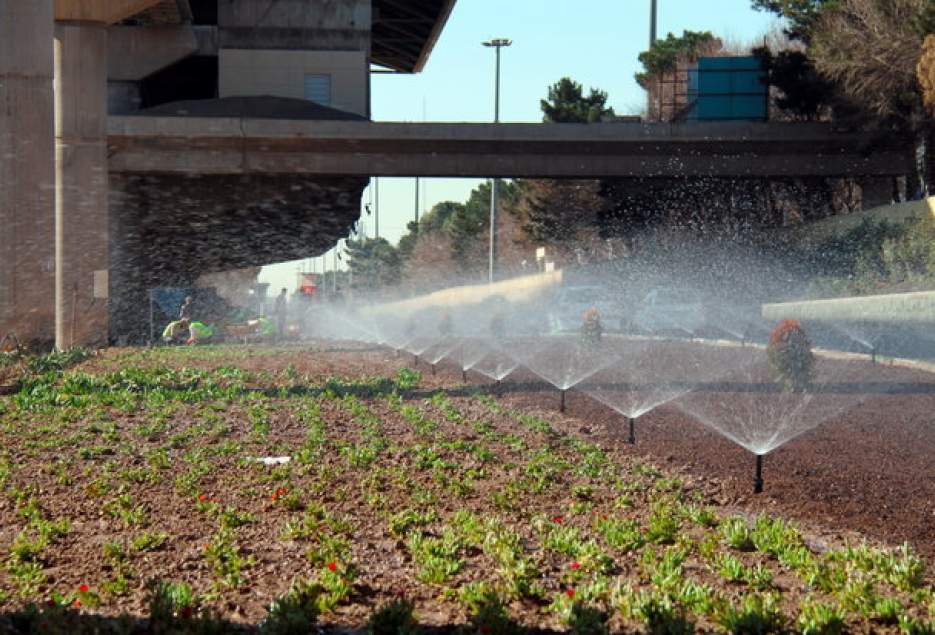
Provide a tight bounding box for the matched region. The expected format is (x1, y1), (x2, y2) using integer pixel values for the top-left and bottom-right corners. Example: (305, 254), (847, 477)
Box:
(647, 0), (658, 120)
(482, 38), (511, 283)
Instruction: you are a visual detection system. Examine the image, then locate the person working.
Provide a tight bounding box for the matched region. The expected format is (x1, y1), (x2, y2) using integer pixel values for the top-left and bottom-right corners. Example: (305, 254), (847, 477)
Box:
(186, 321), (215, 345)
(162, 318), (190, 344)
(179, 296), (193, 320)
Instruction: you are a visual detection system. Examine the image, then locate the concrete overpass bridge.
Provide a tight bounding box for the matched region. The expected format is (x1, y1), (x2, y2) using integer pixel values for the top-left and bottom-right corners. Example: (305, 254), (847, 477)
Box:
(108, 116), (911, 181)
(0, 0), (916, 349)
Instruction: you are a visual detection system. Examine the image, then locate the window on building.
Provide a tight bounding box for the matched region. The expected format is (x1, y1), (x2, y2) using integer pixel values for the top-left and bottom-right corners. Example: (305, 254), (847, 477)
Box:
(303, 74), (332, 106)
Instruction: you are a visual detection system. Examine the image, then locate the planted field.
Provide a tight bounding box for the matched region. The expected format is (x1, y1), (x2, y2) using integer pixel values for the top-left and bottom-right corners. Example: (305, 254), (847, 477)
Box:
(0, 344), (932, 633)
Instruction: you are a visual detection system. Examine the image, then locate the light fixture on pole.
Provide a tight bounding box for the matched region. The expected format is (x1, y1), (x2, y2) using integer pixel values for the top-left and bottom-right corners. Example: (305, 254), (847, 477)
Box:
(482, 38), (511, 283)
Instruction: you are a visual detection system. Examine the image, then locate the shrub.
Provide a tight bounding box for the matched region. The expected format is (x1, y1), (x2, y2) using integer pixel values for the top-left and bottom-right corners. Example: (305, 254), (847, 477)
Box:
(796, 598), (845, 635)
(715, 593), (785, 634)
(580, 307), (603, 347)
(260, 579), (323, 634)
(767, 320), (815, 393)
(367, 598), (418, 635)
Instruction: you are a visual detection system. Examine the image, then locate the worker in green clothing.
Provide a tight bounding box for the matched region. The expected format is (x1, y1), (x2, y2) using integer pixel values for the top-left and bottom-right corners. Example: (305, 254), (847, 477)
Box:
(186, 321), (215, 345)
(254, 316), (276, 338)
(162, 318), (190, 344)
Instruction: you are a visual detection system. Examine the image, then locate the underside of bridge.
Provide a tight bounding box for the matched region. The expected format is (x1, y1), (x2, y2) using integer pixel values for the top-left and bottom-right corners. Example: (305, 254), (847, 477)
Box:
(109, 172), (367, 344)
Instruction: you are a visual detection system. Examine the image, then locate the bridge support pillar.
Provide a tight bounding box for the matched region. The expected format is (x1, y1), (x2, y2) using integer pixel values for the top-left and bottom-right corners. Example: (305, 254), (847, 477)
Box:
(54, 21), (109, 349)
(0, 1), (56, 346)
(859, 176), (895, 210)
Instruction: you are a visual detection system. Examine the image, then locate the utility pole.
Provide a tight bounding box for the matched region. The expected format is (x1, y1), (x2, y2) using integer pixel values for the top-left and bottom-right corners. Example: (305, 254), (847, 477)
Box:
(482, 38), (511, 283)
(647, 0), (658, 120)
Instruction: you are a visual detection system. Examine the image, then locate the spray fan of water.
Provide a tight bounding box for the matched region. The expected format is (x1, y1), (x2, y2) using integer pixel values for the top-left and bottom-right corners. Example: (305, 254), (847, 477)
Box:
(580, 338), (712, 443)
(670, 343), (898, 491)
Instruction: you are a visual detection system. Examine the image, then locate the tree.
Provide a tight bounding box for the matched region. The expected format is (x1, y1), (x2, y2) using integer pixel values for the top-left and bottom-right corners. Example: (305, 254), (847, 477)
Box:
(921, 35), (935, 116)
(753, 47), (836, 120)
(516, 179), (603, 247)
(540, 78), (614, 123)
(635, 30), (718, 88)
(751, 0), (837, 42)
(810, 0), (931, 125)
(344, 238), (401, 290)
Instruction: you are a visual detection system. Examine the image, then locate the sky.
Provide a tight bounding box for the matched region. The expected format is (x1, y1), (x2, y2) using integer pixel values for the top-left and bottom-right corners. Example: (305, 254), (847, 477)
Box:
(259, 0), (781, 291)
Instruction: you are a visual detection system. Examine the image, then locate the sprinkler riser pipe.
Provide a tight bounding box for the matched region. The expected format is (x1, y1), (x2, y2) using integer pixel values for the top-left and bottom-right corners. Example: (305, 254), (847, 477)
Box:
(560, 389), (566, 413)
(754, 454), (764, 494)
(628, 417), (636, 444)
(462, 369), (467, 382)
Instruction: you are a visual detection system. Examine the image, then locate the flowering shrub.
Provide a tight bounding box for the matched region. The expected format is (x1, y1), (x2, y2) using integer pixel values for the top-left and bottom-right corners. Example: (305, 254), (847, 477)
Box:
(767, 320), (815, 393)
(580, 307), (602, 347)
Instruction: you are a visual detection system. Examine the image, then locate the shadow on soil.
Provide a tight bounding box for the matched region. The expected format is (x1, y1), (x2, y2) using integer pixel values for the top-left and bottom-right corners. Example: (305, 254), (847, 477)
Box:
(0, 612), (566, 634)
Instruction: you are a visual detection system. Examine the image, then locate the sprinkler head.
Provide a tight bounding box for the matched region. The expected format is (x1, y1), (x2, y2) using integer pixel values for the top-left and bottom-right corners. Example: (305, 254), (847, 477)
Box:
(560, 389), (566, 413)
(462, 369), (467, 382)
(870, 345), (877, 364)
(431, 363), (436, 376)
(628, 417), (636, 444)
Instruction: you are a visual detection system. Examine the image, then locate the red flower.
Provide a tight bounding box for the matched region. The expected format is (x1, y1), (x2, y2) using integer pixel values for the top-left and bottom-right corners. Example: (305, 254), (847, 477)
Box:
(565, 588), (575, 598)
(78, 584), (89, 593)
(569, 562), (581, 570)
(327, 562), (337, 571)
(551, 516), (563, 524)
(73, 599), (81, 608)
(198, 494), (208, 502)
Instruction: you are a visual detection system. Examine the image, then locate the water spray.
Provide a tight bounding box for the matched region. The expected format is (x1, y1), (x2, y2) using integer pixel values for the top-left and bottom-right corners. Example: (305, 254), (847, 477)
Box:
(628, 417), (636, 444)
(754, 454), (764, 494)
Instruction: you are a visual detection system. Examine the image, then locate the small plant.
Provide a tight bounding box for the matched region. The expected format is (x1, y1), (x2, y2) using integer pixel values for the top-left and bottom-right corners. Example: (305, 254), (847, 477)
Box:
(367, 597), (418, 635)
(646, 503), (681, 545)
(796, 598), (845, 635)
(146, 579), (207, 628)
(394, 368), (421, 391)
(766, 319), (815, 392)
(260, 579), (323, 634)
(618, 587), (694, 635)
(721, 516), (755, 551)
(715, 593), (785, 634)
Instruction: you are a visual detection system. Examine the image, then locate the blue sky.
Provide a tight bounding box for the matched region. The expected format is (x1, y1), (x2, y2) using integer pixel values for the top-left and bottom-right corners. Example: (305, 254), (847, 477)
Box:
(260, 0), (780, 289)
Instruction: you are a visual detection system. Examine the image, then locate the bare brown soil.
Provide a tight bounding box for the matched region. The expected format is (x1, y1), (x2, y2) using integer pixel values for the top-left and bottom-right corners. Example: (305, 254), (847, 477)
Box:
(0, 341), (931, 632)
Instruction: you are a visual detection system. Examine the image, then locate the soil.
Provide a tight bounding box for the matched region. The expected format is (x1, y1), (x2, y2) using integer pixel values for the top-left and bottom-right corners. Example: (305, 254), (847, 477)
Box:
(0, 341), (931, 632)
(447, 351), (935, 562)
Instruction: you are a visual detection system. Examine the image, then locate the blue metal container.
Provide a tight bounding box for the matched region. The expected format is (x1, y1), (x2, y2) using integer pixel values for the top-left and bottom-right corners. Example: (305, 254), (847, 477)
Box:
(687, 56), (768, 121)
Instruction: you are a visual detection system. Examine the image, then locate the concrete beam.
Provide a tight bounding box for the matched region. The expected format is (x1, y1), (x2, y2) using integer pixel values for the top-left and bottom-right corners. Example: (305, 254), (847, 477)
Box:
(55, 0), (165, 24)
(106, 118), (914, 179)
(0, 1), (56, 345)
(108, 25), (198, 81)
(762, 290), (935, 324)
(55, 23), (109, 349)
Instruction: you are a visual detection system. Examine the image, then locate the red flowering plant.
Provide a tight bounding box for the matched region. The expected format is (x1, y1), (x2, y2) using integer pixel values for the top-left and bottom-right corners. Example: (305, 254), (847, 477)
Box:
(580, 307), (603, 348)
(767, 320), (815, 393)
